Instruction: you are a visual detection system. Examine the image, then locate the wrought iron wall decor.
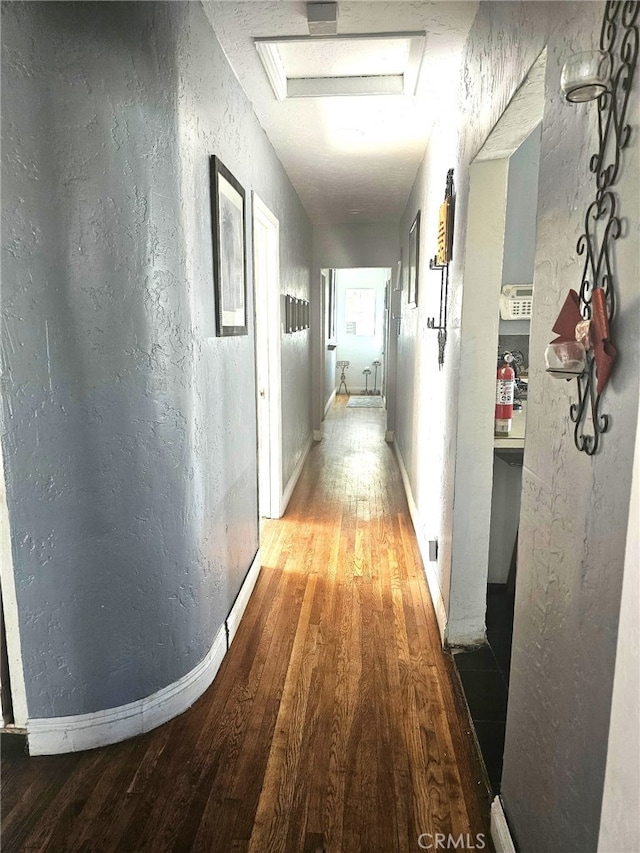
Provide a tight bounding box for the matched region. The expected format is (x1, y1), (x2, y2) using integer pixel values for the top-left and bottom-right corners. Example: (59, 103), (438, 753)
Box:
(428, 168), (455, 368)
(556, 1), (638, 455)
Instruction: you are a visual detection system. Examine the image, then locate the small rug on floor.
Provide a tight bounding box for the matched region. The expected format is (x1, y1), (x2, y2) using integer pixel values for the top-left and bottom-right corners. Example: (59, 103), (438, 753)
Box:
(346, 396), (383, 408)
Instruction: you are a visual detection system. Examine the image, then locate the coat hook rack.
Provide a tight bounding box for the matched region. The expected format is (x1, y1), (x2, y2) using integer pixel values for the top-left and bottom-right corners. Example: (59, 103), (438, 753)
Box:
(428, 168), (455, 368)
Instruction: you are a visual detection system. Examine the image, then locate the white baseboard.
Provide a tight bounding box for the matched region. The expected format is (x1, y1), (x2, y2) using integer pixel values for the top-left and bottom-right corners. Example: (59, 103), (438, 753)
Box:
(27, 552), (264, 756)
(27, 625), (227, 756)
(324, 389), (336, 417)
(281, 433), (313, 516)
(491, 796), (517, 853)
(393, 440), (448, 643)
(227, 550), (261, 647)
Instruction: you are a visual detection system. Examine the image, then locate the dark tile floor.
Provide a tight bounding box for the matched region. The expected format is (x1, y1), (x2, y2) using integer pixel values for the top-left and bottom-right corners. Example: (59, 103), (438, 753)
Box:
(453, 584), (515, 794)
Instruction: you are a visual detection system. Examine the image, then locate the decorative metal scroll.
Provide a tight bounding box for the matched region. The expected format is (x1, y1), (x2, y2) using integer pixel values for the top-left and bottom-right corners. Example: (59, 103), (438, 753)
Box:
(570, 0), (638, 454)
(428, 169), (455, 368)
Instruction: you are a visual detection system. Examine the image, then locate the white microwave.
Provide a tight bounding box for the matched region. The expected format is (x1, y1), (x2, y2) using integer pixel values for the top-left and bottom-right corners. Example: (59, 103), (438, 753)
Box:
(500, 284), (533, 320)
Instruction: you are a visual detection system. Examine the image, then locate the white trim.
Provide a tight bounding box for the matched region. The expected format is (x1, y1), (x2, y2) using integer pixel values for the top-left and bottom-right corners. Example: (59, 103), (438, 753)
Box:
(254, 40), (287, 101)
(27, 547), (266, 756)
(227, 550), (261, 647)
(253, 194), (282, 519)
(385, 429), (394, 443)
(324, 388), (336, 418)
(288, 75), (404, 99)
(0, 447), (28, 726)
(405, 31), (427, 96)
(393, 439), (448, 642)
(254, 33), (426, 100)
(313, 429), (323, 442)
(281, 434), (313, 517)
(27, 624), (227, 756)
(491, 796), (517, 853)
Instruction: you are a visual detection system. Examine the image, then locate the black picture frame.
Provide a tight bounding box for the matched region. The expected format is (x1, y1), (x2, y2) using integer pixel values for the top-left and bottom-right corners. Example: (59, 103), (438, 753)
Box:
(210, 156), (247, 336)
(408, 210), (420, 308)
(285, 295), (292, 333)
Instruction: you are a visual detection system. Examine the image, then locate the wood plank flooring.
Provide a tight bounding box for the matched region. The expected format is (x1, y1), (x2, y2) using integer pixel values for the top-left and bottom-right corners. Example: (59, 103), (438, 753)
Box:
(1, 397), (492, 852)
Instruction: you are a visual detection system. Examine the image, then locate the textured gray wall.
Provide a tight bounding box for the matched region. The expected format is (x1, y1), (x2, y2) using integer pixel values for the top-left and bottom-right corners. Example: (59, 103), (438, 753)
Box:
(281, 327), (312, 487)
(313, 224), (400, 270)
(503, 3), (639, 848)
(1, 1), (312, 719)
(395, 2), (639, 849)
(502, 124), (541, 286)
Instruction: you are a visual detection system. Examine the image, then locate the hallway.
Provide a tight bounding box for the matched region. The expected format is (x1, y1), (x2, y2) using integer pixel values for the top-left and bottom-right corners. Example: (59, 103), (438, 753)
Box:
(1, 398), (491, 852)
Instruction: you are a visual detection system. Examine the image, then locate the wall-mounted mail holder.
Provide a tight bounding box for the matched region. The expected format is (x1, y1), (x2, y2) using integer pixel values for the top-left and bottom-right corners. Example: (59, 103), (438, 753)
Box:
(284, 295), (310, 333)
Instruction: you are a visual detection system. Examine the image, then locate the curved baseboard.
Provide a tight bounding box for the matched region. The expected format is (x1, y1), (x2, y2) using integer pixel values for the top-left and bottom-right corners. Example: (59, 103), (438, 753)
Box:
(27, 625), (227, 756)
(27, 551), (262, 756)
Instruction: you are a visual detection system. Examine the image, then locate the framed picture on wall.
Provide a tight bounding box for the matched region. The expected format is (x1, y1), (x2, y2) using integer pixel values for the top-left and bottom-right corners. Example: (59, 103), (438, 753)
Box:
(210, 155), (247, 336)
(285, 295), (292, 333)
(408, 210), (420, 308)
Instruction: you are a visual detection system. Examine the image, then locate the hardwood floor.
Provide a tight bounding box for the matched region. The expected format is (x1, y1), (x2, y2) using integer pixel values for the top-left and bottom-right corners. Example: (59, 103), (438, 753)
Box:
(1, 397), (492, 852)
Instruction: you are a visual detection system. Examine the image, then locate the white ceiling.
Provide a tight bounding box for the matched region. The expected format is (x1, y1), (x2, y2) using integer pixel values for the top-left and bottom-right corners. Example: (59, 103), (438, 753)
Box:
(204, 1), (478, 225)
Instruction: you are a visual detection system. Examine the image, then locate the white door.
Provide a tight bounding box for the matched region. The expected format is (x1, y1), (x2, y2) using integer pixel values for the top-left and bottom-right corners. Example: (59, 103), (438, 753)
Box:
(252, 194), (282, 519)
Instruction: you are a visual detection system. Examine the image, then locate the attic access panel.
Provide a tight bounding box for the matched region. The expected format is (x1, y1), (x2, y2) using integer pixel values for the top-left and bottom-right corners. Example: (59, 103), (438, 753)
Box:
(254, 32), (426, 100)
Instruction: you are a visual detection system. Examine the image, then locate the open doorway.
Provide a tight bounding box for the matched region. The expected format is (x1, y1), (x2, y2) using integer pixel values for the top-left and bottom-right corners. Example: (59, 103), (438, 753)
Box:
(448, 50), (546, 794)
(253, 194), (282, 519)
(328, 268), (390, 401)
(458, 123), (541, 795)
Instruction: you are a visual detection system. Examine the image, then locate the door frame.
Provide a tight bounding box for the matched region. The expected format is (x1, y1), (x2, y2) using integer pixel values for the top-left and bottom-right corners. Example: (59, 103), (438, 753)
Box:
(252, 193), (283, 519)
(0, 447), (28, 727)
(447, 49), (546, 645)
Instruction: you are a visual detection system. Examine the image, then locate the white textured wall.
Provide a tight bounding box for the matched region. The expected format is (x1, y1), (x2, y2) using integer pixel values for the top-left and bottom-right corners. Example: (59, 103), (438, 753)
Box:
(447, 157), (510, 641)
(597, 395), (640, 852)
(394, 2), (639, 849)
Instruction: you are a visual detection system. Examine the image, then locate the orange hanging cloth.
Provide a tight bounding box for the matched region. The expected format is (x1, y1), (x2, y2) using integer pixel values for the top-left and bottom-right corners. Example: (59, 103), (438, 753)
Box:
(590, 288), (617, 394)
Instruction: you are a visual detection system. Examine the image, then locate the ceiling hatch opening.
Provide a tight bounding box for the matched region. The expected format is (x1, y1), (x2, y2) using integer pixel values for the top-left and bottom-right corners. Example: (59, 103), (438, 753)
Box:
(254, 32), (426, 101)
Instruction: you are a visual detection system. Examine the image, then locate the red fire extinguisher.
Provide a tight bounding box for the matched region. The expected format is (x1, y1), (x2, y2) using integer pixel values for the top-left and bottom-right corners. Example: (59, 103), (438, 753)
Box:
(495, 358), (515, 435)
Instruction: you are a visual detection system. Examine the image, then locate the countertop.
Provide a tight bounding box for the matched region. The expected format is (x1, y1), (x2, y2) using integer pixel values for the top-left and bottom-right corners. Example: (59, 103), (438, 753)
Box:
(494, 401), (527, 450)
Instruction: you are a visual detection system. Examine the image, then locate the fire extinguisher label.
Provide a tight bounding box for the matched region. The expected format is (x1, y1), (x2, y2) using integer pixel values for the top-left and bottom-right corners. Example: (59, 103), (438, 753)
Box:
(496, 380), (514, 405)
